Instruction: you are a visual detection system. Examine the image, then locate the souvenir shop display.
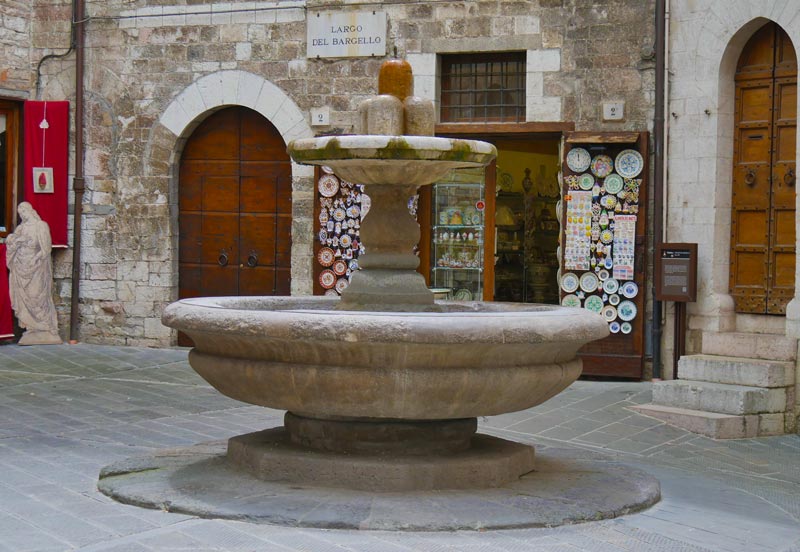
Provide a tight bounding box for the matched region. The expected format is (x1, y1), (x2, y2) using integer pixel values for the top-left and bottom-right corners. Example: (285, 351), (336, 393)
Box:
(313, 170), (368, 295)
(560, 140), (646, 347)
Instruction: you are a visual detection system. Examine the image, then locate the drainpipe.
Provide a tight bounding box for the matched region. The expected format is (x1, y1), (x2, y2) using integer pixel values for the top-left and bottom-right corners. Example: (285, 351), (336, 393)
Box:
(69, 0), (86, 342)
(652, 0), (667, 379)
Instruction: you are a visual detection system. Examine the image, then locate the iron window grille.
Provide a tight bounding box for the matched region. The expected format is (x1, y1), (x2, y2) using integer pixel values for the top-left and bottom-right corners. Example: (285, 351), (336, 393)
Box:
(440, 52), (526, 123)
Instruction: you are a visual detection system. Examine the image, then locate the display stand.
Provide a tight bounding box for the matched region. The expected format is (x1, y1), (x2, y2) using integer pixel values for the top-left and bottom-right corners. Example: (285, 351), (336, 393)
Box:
(560, 131), (649, 379)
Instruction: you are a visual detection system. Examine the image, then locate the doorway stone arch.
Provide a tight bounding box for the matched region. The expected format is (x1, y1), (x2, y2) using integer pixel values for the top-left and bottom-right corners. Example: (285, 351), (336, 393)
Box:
(151, 70), (315, 301)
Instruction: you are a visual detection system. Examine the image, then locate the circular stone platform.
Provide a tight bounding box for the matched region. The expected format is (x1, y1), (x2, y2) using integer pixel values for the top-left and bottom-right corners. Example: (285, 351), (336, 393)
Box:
(98, 440), (660, 531)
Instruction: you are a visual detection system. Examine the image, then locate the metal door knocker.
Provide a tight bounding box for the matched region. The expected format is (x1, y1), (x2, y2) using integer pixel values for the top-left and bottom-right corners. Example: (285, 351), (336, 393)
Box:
(784, 167), (795, 187)
(744, 168), (756, 187)
(246, 251), (259, 268)
(218, 249), (229, 267)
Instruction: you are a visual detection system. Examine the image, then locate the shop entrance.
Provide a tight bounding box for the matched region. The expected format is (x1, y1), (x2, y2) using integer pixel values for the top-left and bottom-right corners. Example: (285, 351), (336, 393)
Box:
(178, 107), (292, 344)
(730, 22), (797, 315)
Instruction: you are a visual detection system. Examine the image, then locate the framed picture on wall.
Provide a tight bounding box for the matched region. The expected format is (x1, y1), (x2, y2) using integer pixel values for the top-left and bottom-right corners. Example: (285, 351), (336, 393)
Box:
(32, 167), (54, 194)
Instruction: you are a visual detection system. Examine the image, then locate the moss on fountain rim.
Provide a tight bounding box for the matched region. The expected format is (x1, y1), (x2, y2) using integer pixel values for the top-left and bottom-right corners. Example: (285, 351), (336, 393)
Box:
(288, 135), (497, 165)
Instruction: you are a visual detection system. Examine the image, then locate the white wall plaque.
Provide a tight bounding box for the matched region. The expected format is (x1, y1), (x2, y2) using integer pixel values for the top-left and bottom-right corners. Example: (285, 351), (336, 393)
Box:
(307, 11), (386, 59)
(602, 101), (625, 121)
(310, 106), (331, 127)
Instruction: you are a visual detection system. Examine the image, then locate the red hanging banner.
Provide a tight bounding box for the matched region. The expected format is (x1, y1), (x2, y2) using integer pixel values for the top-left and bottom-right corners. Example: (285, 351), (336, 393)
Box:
(23, 100), (69, 247)
(0, 245), (13, 340)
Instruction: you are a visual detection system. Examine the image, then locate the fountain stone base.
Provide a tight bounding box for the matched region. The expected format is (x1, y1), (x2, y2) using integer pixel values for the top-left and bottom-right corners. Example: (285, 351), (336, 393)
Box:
(228, 422), (535, 492)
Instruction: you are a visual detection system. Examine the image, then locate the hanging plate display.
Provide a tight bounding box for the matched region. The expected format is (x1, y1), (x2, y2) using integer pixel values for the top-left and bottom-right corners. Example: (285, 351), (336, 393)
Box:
(335, 277), (350, 293)
(561, 294), (581, 308)
(339, 234), (352, 248)
(602, 277), (619, 294)
(609, 321), (621, 333)
(584, 294), (603, 313)
(608, 293), (621, 306)
(602, 305), (618, 322)
(590, 154), (614, 178)
(598, 268), (610, 281)
(360, 194), (371, 218)
(560, 272), (580, 293)
(604, 173), (624, 195)
(615, 149), (644, 178)
(579, 272), (599, 293)
(324, 289), (338, 296)
(566, 147), (592, 173)
(578, 173), (595, 190)
(332, 259), (347, 276)
(319, 269), (336, 289)
(453, 288), (473, 301)
(600, 195), (617, 210)
(621, 322), (633, 334)
(617, 300), (637, 321)
(321, 165), (334, 174)
(317, 247), (335, 267)
(621, 281), (639, 298)
(318, 174), (340, 197)
(600, 229), (614, 245)
(332, 207), (347, 221)
(346, 205), (361, 218)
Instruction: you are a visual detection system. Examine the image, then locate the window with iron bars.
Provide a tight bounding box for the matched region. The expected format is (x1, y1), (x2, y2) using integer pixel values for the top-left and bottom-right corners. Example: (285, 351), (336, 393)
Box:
(440, 52), (526, 123)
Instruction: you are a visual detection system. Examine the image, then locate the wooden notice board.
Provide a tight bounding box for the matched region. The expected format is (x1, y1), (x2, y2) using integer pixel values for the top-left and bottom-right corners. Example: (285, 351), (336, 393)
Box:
(656, 243), (697, 302)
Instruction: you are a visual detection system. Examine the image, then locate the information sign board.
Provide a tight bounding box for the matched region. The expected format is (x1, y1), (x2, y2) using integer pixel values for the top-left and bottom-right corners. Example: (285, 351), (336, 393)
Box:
(307, 11), (386, 58)
(655, 243), (697, 302)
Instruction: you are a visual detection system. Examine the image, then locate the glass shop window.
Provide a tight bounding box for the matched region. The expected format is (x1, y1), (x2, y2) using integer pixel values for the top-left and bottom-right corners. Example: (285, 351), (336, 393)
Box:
(440, 52), (526, 123)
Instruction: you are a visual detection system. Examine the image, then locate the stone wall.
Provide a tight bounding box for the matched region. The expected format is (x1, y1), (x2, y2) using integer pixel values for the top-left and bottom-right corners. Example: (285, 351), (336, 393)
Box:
(5, 0), (655, 345)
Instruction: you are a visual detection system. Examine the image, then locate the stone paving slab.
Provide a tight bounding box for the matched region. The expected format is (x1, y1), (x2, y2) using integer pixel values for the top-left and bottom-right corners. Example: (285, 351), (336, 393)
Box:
(0, 343), (799, 551)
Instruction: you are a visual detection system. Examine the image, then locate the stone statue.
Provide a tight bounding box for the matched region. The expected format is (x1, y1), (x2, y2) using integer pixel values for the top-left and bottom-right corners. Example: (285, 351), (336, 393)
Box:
(5, 202), (61, 345)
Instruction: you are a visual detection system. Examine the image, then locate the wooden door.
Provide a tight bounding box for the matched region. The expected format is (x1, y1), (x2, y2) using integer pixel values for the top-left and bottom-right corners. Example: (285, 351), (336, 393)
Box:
(179, 107), (291, 343)
(730, 23), (797, 314)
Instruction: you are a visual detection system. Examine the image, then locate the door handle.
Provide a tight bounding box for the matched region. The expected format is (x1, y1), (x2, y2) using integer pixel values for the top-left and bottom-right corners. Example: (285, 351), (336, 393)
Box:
(218, 249), (229, 267)
(744, 168), (756, 187)
(784, 167), (795, 187)
(246, 251), (259, 268)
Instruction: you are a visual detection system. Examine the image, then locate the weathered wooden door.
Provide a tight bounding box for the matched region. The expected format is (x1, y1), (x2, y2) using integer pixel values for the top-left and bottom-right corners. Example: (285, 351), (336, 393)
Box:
(179, 107), (291, 343)
(730, 23), (797, 314)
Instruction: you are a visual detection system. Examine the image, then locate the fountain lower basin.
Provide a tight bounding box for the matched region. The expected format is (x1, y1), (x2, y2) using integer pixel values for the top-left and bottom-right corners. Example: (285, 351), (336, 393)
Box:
(162, 296), (607, 490)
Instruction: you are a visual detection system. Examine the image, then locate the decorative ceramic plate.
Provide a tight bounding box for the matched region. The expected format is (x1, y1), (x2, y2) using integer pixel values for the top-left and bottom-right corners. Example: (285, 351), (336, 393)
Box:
(600, 195), (617, 210)
(454, 288), (473, 301)
(321, 165), (334, 174)
(471, 212), (482, 225)
(332, 259), (347, 276)
(608, 293), (621, 306)
(621, 281), (639, 298)
(360, 194), (371, 218)
(617, 300), (637, 321)
(609, 321), (621, 333)
(319, 210), (329, 224)
(604, 173), (624, 195)
(324, 289), (338, 296)
(318, 174), (340, 197)
(603, 277), (619, 294)
(578, 173), (595, 190)
(561, 294), (581, 308)
(579, 272), (599, 293)
(499, 172), (513, 192)
(584, 294), (604, 313)
(602, 305), (618, 322)
(566, 147), (592, 173)
(335, 277), (350, 293)
(560, 272), (580, 293)
(339, 234), (352, 248)
(319, 269), (336, 289)
(600, 229), (614, 244)
(346, 205), (361, 218)
(598, 269), (610, 281)
(317, 247), (335, 267)
(349, 260), (359, 271)
(332, 208), (347, 222)
(590, 154), (614, 178)
(615, 149), (644, 178)
(318, 229), (328, 243)
(621, 322), (633, 334)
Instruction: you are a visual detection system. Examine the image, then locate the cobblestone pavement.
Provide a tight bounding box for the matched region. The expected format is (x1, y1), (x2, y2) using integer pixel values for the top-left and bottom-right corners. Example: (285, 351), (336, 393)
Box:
(0, 343), (798, 552)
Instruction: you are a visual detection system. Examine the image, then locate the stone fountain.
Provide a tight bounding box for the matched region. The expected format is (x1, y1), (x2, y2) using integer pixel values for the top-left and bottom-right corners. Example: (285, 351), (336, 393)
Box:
(98, 60), (659, 530)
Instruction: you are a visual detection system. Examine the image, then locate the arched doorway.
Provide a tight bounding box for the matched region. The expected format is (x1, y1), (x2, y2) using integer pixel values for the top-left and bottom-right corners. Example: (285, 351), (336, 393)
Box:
(178, 107), (292, 342)
(730, 22), (797, 315)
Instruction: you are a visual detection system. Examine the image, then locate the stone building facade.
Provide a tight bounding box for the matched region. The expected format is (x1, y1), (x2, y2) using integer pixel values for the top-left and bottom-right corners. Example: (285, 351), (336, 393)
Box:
(0, 0), (656, 346)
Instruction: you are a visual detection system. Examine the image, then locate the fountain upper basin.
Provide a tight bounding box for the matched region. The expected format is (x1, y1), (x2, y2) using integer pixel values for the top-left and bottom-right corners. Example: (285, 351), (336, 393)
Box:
(162, 296), (608, 420)
(288, 135), (497, 185)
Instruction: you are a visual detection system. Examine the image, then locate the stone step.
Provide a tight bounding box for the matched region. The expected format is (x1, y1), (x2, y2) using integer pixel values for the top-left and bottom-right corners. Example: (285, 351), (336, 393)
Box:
(630, 404), (786, 439)
(701, 331), (797, 362)
(651, 380), (787, 416)
(678, 354), (794, 388)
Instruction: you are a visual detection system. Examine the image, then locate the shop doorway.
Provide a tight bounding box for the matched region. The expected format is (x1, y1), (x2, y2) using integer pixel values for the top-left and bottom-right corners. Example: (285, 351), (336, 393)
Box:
(729, 22), (797, 315)
(178, 107), (291, 344)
